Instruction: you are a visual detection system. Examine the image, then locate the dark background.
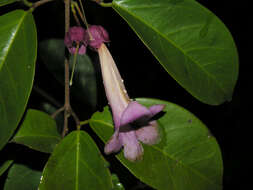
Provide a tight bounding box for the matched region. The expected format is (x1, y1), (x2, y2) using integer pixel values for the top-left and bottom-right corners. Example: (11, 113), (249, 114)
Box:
(0, 0), (249, 189)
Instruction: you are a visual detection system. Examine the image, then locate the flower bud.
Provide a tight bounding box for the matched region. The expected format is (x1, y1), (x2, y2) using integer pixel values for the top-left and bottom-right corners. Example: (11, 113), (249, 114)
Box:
(64, 26), (87, 54)
(85, 25), (110, 49)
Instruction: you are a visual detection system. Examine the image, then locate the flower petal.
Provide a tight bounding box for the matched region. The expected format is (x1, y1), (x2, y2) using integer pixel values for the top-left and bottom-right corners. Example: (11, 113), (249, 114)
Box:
(149, 104), (165, 116)
(120, 130), (143, 161)
(64, 26), (87, 55)
(78, 45), (87, 55)
(120, 101), (152, 127)
(85, 25), (110, 49)
(68, 26), (85, 42)
(98, 44), (130, 127)
(104, 131), (122, 154)
(68, 47), (76, 55)
(136, 121), (160, 145)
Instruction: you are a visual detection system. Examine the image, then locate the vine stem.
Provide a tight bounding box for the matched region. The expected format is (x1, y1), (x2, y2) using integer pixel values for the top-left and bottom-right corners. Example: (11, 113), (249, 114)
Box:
(23, 0), (54, 9)
(32, 0), (54, 9)
(91, 0), (112, 7)
(99, 2), (112, 7)
(58, 0), (81, 138)
(62, 0), (71, 138)
(80, 119), (90, 127)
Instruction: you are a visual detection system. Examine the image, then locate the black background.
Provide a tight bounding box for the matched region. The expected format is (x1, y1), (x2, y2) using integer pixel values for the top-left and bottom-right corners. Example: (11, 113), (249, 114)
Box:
(0, 0), (250, 189)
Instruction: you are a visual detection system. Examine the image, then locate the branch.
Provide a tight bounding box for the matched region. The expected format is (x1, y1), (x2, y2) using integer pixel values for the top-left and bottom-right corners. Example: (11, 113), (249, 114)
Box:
(32, 0), (54, 9)
(51, 0), (82, 137)
(23, 0), (55, 9)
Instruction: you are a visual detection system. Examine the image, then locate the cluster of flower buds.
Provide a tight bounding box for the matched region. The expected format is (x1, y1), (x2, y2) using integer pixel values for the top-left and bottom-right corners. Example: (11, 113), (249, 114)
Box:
(64, 25), (109, 54)
(64, 25), (165, 162)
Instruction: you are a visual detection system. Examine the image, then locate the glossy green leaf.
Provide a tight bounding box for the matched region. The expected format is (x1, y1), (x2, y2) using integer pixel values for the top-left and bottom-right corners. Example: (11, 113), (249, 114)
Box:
(12, 109), (61, 153)
(90, 98), (223, 190)
(112, 174), (125, 190)
(112, 0), (238, 105)
(40, 102), (64, 132)
(0, 10), (37, 150)
(4, 163), (41, 190)
(39, 39), (97, 110)
(0, 0), (18, 6)
(39, 131), (113, 190)
(0, 160), (13, 176)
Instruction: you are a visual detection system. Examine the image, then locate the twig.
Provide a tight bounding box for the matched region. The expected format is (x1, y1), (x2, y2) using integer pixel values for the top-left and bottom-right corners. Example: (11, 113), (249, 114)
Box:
(32, 0), (54, 9)
(51, 106), (65, 119)
(71, 2), (81, 25)
(91, 0), (112, 7)
(61, 0), (71, 138)
(80, 119), (90, 127)
(99, 2), (112, 7)
(50, 0), (82, 137)
(62, 58), (71, 137)
(70, 108), (80, 128)
(23, 0), (54, 9)
(65, 0), (70, 33)
(72, 1), (89, 28)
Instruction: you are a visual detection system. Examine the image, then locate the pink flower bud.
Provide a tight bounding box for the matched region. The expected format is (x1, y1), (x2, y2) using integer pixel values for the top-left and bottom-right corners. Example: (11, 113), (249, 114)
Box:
(85, 25), (110, 49)
(64, 26), (87, 54)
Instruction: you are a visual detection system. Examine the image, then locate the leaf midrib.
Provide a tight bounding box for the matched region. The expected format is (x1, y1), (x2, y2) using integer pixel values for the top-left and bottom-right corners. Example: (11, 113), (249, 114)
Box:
(75, 132), (105, 189)
(0, 11), (27, 70)
(112, 1), (227, 97)
(0, 12), (27, 108)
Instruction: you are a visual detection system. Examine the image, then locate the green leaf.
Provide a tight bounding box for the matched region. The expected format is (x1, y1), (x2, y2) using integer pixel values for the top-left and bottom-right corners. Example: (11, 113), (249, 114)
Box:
(112, 0), (238, 105)
(0, 0), (18, 6)
(111, 174), (125, 190)
(0, 160), (13, 176)
(4, 163), (41, 190)
(12, 109), (61, 153)
(90, 98), (223, 190)
(39, 130), (113, 190)
(0, 10), (37, 150)
(39, 39), (97, 110)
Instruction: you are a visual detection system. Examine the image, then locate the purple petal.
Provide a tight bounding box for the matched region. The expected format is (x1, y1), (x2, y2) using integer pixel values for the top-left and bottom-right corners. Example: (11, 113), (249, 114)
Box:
(68, 47), (76, 55)
(136, 121), (160, 145)
(85, 25), (110, 49)
(64, 26), (87, 54)
(78, 45), (87, 55)
(120, 130), (143, 161)
(149, 104), (165, 116)
(68, 26), (86, 42)
(104, 131), (122, 154)
(120, 101), (152, 127)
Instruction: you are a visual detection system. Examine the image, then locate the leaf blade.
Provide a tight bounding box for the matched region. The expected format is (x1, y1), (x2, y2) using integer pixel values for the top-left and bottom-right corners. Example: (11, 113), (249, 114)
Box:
(0, 0), (18, 7)
(90, 98), (223, 190)
(112, 0), (238, 105)
(0, 160), (13, 176)
(39, 131), (113, 190)
(12, 109), (61, 153)
(4, 163), (41, 190)
(0, 10), (37, 150)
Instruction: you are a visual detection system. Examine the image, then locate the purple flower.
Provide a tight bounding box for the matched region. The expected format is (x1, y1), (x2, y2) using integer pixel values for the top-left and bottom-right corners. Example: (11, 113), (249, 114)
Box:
(97, 43), (165, 161)
(84, 25), (110, 49)
(64, 26), (87, 55)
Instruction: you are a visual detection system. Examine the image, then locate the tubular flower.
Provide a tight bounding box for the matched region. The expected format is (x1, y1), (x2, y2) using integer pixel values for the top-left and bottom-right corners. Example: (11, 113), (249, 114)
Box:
(98, 44), (165, 161)
(88, 25), (165, 161)
(64, 26), (87, 55)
